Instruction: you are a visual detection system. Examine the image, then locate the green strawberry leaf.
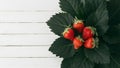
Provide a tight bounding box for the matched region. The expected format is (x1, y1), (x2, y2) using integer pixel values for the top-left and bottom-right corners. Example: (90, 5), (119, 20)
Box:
(94, 54), (120, 68)
(84, 41), (110, 64)
(61, 50), (94, 68)
(83, 0), (103, 16)
(107, 0), (120, 25)
(60, 0), (85, 19)
(94, 64), (107, 68)
(49, 37), (75, 58)
(109, 43), (120, 55)
(103, 24), (120, 44)
(94, 43), (120, 68)
(86, 0), (109, 36)
(108, 54), (120, 68)
(60, 0), (107, 19)
(60, 0), (109, 36)
(47, 13), (74, 36)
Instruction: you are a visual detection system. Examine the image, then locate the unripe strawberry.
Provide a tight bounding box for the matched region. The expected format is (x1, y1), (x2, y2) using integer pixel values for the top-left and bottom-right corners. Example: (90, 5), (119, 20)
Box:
(73, 36), (84, 49)
(84, 38), (95, 49)
(73, 20), (84, 33)
(63, 28), (74, 41)
(82, 26), (95, 40)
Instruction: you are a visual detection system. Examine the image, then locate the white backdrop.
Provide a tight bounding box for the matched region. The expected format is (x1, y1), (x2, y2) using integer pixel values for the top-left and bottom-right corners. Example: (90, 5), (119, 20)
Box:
(0, 0), (62, 68)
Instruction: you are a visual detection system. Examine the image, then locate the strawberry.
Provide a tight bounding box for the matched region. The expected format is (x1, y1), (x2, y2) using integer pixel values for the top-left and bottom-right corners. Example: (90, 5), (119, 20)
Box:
(73, 20), (84, 33)
(84, 38), (95, 49)
(82, 26), (95, 40)
(63, 28), (74, 41)
(73, 36), (84, 49)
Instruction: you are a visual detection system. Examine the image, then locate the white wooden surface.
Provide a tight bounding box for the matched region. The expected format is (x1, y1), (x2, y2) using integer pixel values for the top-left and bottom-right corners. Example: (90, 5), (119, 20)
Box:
(0, 0), (62, 68)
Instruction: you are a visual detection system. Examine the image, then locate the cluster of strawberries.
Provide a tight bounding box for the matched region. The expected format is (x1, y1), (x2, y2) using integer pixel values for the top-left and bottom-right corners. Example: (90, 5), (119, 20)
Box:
(62, 19), (97, 49)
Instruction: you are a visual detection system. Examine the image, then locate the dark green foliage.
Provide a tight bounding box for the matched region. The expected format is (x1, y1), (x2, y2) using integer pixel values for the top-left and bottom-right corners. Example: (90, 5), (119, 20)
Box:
(109, 55), (120, 68)
(94, 54), (120, 68)
(47, 13), (74, 36)
(60, 0), (109, 36)
(60, 0), (85, 19)
(61, 50), (94, 68)
(47, 0), (120, 68)
(86, 0), (109, 36)
(109, 43), (120, 55)
(103, 25), (120, 44)
(107, 0), (120, 25)
(49, 37), (75, 58)
(84, 42), (110, 64)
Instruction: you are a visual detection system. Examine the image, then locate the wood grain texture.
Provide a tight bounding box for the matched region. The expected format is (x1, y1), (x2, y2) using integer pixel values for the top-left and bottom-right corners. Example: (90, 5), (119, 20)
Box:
(0, 0), (61, 68)
(0, 58), (62, 68)
(0, 0), (60, 10)
(0, 12), (61, 22)
(0, 23), (53, 34)
(0, 46), (56, 57)
(0, 34), (59, 45)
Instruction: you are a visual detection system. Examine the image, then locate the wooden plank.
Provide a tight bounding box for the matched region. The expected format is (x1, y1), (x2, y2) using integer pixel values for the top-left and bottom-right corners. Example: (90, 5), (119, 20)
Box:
(0, 46), (57, 57)
(0, 23), (53, 34)
(0, 58), (62, 68)
(0, 0), (60, 10)
(0, 11), (60, 22)
(0, 34), (59, 45)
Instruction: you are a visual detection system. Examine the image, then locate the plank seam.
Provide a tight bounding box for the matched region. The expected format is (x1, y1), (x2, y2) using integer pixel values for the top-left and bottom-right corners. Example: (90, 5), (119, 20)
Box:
(0, 45), (50, 47)
(0, 57), (56, 58)
(0, 10), (61, 12)
(0, 33), (54, 35)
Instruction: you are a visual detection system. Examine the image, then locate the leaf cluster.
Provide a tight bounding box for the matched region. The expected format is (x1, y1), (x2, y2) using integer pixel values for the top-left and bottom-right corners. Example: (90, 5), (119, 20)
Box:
(47, 0), (120, 68)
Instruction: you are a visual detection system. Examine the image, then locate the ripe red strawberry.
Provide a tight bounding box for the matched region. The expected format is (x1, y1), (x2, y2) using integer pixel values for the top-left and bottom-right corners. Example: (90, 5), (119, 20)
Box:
(63, 28), (74, 41)
(84, 38), (95, 49)
(73, 36), (84, 49)
(82, 26), (95, 40)
(73, 20), (84, 33)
